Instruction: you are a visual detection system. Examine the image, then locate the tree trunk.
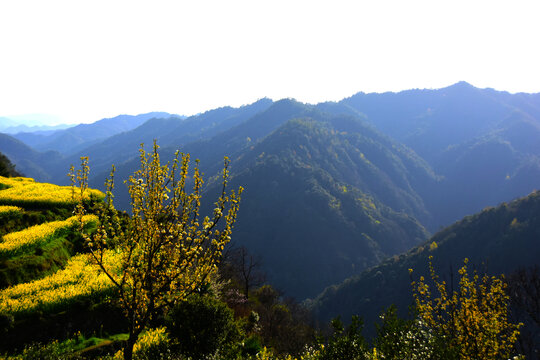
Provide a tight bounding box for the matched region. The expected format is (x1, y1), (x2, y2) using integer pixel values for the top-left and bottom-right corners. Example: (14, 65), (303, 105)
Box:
(123, 331), (138, 360)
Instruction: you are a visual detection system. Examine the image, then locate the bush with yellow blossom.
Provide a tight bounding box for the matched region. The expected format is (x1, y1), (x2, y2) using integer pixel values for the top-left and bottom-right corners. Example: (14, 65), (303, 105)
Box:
(410, 257), (522, 359)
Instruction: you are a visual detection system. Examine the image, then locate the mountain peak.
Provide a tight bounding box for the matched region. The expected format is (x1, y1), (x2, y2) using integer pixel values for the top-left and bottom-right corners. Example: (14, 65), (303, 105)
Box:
(445, 81), (475, 90)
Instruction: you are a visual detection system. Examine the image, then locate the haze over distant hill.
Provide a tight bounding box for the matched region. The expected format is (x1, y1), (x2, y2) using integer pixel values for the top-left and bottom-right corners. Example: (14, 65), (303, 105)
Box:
(0, 114), (70, 134)
(340, 82), (540, 225)
(0, 133), (63, 182)
(2, 82), (539, 300)
(0, 123), (73, 135)
(12, 112), (175, 155)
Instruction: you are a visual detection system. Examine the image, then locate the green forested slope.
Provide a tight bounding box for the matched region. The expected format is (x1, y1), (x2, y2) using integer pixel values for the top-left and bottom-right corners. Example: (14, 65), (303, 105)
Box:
(99, 102), (437, 299)
(309, 190), (540, 334)
(200, 114), (435, 299)
(8, 84), (540, 232)
(5, 84), (540, 303)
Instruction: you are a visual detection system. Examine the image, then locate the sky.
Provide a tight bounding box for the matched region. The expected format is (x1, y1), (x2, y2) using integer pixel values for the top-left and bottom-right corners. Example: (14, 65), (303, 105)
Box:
(1, 0), (540, 125)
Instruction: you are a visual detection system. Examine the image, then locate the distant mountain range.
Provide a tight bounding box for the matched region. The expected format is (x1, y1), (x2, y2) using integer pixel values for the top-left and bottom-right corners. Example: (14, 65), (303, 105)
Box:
(200, 111), (433, 298)
(0, 114), (75, 134)
(341, 81), (540, 225)
(1, 82), (539, 300)
(12, 112), (176, 154)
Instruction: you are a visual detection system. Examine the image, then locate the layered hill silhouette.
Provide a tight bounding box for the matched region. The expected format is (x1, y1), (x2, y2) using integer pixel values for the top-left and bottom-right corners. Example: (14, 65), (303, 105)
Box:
(341, 82), (540, 225)
(0, 133), (62, 181)
(44, 99), (273, 182)
(341, 82), (536, 160)
(12, 112), (173, 155)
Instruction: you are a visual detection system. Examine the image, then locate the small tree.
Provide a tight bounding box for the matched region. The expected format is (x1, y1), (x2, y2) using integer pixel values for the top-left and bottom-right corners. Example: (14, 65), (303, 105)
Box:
(165, 293), (242, 359)
(0, 152), (21, 177)
(320, 315), (368, 360)
(410, 257), (522, 359)
(72, 141), (242, 360)
(223, 245), (266, 299)
(373, 305), (437, 360)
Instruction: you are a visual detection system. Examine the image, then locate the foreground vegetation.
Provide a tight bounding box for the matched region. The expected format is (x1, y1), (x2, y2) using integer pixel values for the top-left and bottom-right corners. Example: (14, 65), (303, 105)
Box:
(1, 259), (526, 359)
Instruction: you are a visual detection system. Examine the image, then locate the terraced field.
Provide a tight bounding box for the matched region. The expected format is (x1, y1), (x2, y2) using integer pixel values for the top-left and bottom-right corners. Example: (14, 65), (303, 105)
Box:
(0, 176), (122, 354)
(0, 176), (103, 287)
(0, 176), (177, 358)
(0, 176), (103, 209)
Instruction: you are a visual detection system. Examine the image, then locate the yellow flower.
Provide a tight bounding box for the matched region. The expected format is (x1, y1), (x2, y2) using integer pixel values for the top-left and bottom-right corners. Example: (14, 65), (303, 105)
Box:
(0, 250), (118, 317)
(0, 205), (22, 214)
(0, 215), (98, 257)
(0, 176), (104, 208)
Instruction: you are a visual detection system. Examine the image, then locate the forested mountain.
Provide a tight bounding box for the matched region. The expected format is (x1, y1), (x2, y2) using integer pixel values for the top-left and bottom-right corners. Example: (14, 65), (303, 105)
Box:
(309, 190), (540, 334)
(341, 82), (518, 160)
(203, 114), (434, 298)
(43, 99), (274, 183)
(340, 82), (540, 225)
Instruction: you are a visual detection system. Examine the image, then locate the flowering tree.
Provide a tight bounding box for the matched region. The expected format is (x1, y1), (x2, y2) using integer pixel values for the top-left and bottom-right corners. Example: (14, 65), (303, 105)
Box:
(72, 141), (242, 360)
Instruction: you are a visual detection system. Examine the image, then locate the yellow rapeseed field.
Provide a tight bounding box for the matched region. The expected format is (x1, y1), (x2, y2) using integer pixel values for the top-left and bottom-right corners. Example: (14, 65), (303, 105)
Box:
(0, 215), (98, 257)
(0, 176), (104, 208)
(0, 205), (22, 214)
(0, 251), (118, 317)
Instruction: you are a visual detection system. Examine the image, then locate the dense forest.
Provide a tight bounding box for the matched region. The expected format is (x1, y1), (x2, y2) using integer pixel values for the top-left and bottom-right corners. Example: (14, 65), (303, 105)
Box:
(309, 190), (540, 353)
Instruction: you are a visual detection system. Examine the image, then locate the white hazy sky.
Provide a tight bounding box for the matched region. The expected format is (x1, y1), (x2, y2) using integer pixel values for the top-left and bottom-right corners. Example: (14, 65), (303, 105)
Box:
(1, 0), (540, 124)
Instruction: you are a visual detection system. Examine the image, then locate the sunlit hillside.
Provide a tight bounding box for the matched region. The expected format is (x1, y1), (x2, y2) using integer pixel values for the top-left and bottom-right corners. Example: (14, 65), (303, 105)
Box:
(0, 176), (127, 357)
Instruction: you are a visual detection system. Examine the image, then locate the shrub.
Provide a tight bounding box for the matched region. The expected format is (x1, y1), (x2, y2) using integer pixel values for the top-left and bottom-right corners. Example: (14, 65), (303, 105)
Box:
(165, 293), (243, 359)
(319, 316), (368, 360)
(411, 257), (522, 359)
